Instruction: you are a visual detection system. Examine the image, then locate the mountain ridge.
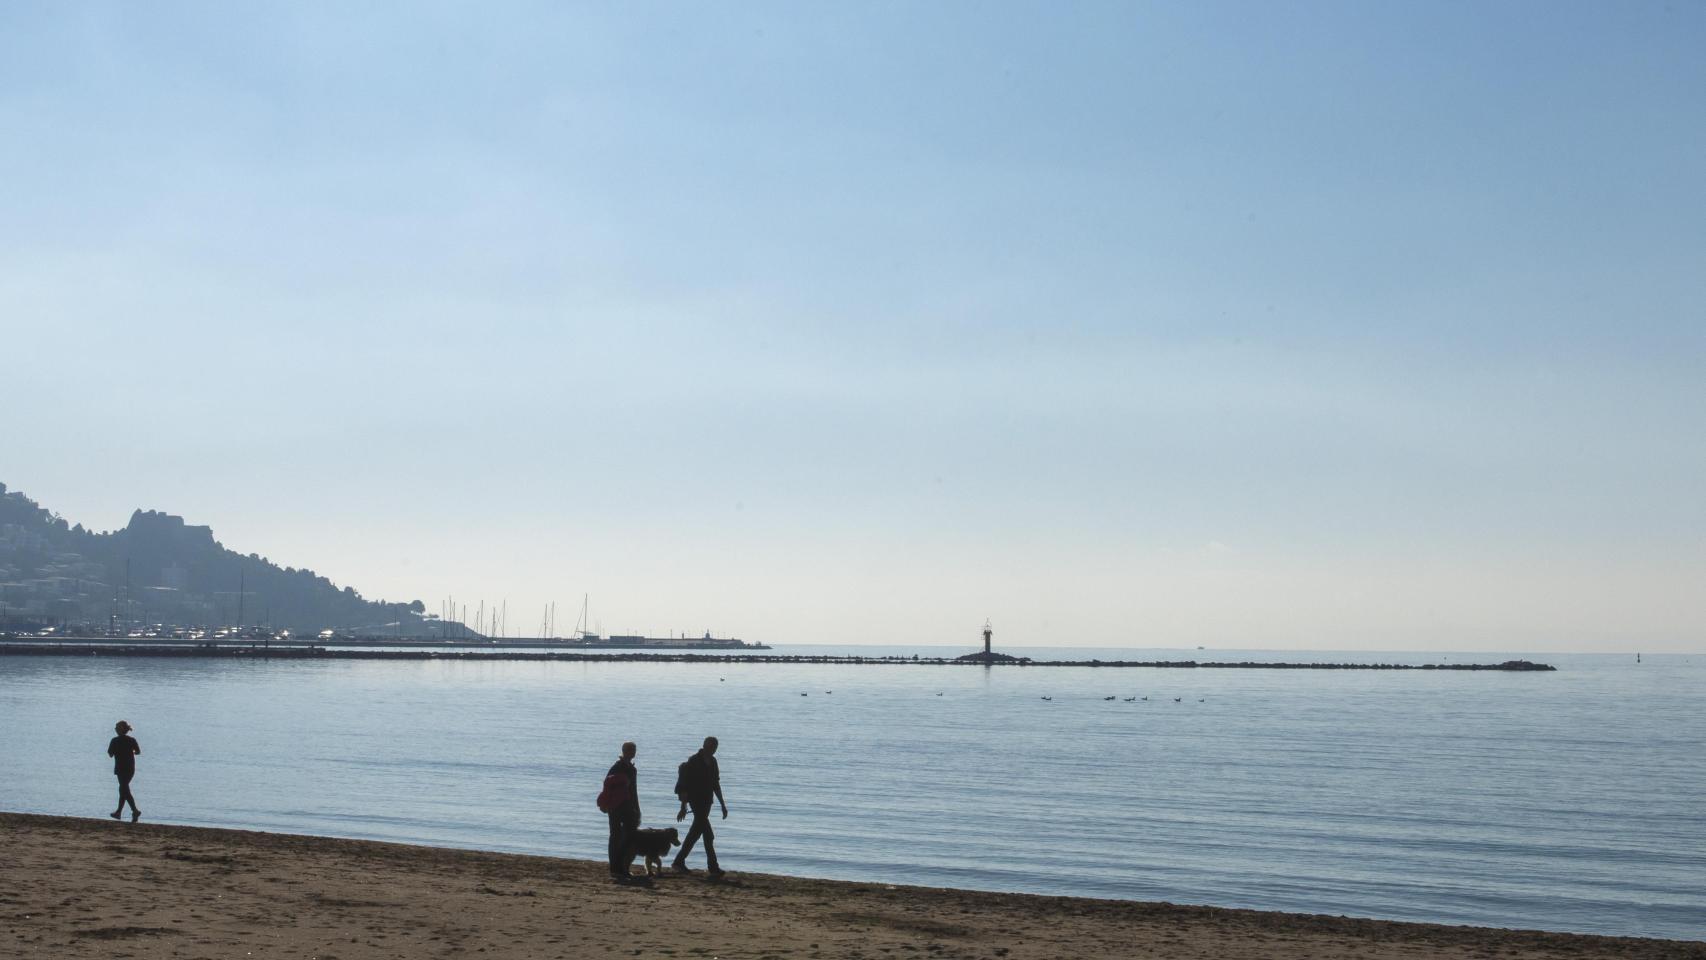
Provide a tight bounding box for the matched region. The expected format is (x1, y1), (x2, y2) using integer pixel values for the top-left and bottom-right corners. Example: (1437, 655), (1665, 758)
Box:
(0, 480), (431, 634)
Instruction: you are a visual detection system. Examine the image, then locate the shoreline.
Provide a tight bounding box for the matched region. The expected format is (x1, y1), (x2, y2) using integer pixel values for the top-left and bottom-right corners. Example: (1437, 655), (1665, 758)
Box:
(2, 813), (1697, 959)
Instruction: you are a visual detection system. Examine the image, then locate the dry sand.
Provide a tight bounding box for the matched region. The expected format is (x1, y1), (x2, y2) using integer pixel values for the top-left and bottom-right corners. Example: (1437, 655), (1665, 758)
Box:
(2, 812), (1699, 960)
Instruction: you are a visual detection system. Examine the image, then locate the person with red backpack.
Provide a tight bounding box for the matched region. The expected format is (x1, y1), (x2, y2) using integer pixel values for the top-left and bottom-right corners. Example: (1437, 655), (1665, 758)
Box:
(598, 741), (643, 883)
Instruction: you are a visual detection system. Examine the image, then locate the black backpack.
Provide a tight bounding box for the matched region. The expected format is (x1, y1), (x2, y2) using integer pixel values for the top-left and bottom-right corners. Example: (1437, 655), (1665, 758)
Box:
(674, 755), (705, 800)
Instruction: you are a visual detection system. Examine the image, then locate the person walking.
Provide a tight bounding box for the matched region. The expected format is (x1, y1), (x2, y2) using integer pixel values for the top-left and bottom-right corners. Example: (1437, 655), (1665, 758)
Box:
(107, 720), (141, 822)
(604, 741), (642, 883)
(672, 736), (727, 877)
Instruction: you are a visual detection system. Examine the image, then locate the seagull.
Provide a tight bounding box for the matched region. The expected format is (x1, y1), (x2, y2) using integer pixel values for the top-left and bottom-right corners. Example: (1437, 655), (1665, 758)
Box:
(1040, 696), (1053, 701)
(801, 692), (808, 696)
(1173, 697), (1182, 702)
(1198, 698), (1205, 703)
(1123, 697), (1137, 702)
(1103, 696), (1115, 701)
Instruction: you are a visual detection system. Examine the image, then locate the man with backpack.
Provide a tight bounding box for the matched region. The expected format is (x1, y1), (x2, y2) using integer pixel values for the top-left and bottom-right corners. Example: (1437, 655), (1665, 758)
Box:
(671, 736), (727, 877)
(600, 741), (643, 884)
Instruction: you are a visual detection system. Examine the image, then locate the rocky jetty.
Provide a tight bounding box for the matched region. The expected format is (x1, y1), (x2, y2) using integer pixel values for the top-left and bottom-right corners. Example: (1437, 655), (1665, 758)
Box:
(0, 641), (1557, 671)
(953, 650), (1028, 664)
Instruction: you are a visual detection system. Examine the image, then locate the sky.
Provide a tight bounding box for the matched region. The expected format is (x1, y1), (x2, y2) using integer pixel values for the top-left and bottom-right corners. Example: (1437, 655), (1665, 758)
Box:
(2, 2), (1702, 652)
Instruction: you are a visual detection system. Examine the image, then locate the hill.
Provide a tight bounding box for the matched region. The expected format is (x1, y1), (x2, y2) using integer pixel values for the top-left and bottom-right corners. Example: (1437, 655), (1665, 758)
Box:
(0, 480), (431, 635)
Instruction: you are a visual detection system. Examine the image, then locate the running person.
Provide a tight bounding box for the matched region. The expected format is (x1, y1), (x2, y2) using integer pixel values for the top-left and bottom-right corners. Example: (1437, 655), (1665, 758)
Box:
(107, 720), (141, 822)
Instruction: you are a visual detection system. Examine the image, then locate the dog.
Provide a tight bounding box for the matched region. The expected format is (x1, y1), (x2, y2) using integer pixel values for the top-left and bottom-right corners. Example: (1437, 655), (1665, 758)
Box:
(629, 827), (681, 876)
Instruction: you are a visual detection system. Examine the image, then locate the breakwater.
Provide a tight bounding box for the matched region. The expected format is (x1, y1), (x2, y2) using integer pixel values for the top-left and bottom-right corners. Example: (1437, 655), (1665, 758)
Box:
(0, 643), (1556, 670)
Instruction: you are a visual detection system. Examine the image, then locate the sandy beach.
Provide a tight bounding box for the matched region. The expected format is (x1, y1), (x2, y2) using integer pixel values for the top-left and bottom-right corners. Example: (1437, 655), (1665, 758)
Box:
(1, 813), (1699, 960)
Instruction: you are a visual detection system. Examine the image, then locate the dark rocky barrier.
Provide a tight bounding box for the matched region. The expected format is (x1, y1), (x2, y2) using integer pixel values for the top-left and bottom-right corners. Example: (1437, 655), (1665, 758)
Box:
(0, 642), (1556, 671)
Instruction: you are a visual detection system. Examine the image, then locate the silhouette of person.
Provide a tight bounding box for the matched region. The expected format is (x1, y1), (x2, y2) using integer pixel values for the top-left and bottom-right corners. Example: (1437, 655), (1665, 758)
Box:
(672, 736), (727, 877)
(107, 720), (141, 822)
(606, 741), (642, 883)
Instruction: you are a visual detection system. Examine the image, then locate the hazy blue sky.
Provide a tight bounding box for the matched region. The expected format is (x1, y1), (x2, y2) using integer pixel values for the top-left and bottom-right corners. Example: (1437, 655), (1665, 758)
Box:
(4, 2), (1702, 651)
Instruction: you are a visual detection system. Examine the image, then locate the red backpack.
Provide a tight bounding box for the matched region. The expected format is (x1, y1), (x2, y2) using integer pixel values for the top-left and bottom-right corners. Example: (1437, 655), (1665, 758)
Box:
(596, 771), (631, 813)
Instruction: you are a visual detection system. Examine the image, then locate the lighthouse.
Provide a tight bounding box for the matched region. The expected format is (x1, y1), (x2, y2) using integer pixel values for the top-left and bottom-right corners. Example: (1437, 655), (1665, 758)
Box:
(955, 618), (1019, 663)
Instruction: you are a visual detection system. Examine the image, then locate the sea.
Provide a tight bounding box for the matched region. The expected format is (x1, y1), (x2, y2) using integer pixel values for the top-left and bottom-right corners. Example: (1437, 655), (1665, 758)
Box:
(2, 645), (1701, 942)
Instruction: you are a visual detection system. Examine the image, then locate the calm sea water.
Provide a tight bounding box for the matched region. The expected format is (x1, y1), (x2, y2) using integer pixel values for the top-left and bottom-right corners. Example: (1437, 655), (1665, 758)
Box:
(2, 646), (1701, 941)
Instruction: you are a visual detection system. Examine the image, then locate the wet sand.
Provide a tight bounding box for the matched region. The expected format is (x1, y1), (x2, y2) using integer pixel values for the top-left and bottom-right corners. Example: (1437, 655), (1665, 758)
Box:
(2, 812), (1699, 959)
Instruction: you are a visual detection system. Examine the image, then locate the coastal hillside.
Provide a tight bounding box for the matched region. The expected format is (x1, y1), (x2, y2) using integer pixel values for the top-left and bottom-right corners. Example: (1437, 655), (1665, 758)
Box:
(0, 481), (428, 634)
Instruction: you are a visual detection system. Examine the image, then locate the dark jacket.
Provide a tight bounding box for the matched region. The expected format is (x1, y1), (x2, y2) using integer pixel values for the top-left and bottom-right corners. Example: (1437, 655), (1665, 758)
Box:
(678, 751), (720, 805)
(606, 757), (640, 820)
